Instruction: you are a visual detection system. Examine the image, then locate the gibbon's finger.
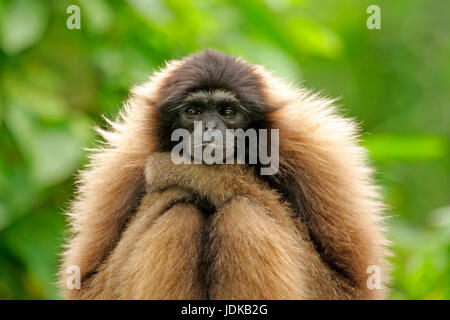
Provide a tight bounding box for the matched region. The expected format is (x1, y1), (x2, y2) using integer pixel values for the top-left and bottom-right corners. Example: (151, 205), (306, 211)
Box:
(206, 196), (309, 299)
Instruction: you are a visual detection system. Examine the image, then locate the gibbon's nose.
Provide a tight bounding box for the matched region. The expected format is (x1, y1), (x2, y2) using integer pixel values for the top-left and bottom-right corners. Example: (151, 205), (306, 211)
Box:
(204, 118), (227, 135)
(205, 120), (217, 129)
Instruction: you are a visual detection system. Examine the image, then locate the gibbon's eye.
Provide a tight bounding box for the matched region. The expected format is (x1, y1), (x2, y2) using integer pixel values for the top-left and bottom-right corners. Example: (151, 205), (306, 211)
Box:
(221, 107), (235, 117)
(185, 108), (202, 117)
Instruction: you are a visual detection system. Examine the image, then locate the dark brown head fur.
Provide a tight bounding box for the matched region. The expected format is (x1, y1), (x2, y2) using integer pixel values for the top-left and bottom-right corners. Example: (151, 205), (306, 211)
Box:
(157, 50), (269, 150)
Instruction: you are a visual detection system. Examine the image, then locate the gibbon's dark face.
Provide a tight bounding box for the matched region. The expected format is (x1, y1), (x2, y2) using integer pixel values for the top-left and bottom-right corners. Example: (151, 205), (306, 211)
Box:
(175, 89), (251, 135)
(157, 50), (268, 151)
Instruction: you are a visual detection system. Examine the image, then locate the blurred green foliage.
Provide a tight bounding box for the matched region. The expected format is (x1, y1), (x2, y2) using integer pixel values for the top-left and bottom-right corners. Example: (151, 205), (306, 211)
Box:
(0, 0), (448, 300)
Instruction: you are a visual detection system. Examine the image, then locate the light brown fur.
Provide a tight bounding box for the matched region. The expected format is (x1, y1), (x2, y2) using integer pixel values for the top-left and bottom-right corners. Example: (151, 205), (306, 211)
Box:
(59, 53), (390, 299)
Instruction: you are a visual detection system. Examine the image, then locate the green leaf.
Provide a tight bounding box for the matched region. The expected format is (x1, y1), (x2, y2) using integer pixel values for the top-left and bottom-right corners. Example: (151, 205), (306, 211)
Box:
(285, 18), (344, 59)
(224, 37), (303, 83)
(30, 130), (81, 187)
(4, 106), (82, 187)
(0, 202), (8, 230)
(0, 211), (66, 299)
(0, 0), (48, 55)
(79, 0), (114, 34)
(363, 134), (448, 162)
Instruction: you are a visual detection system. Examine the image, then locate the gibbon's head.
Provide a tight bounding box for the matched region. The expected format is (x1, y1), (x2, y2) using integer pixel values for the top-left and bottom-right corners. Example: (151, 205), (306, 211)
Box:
(156, 50), (269, 153)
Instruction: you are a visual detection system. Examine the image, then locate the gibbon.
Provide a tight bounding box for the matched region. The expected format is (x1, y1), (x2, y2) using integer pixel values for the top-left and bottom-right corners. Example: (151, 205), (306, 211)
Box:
(60, 50), (390, 299)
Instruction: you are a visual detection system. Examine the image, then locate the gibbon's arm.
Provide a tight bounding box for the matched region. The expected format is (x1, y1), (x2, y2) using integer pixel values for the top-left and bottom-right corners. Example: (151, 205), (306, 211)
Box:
(64, 186), (206, 299)
(144, 153), (389, 299)
(257, 67), (390, 299)
(59, 59), (187, 289)
(59, 83), (162, 289)
(63, 153), (312, 299)
(63, 153), (387, 299)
